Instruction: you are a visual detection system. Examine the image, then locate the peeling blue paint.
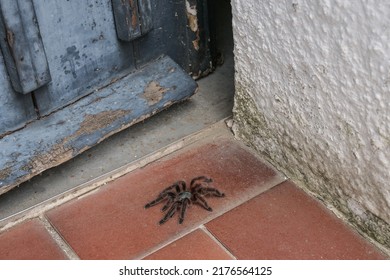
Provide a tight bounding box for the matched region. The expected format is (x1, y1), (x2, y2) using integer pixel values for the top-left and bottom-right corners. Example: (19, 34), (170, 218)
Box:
(0, 56), (197, 195)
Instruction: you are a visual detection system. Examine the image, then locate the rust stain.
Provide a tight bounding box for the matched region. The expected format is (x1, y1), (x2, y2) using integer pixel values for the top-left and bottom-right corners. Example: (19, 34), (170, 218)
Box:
(143, 81), (169, 106)
(122, 0), (138, 29)
(130, 0), (138, 29)
(131, 13), (138, 29)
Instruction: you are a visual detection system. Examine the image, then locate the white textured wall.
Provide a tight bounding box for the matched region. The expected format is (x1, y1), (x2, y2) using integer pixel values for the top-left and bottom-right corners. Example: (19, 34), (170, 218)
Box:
(231, 0), (390, 249)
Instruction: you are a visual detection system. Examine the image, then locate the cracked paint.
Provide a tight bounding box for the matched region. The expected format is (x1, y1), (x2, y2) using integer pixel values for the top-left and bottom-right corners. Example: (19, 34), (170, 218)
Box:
(74, 110), (131, 137)
(143, 81), (169, 106)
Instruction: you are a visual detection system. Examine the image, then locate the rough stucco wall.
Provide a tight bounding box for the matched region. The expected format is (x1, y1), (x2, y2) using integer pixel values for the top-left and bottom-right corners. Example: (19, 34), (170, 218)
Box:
(231, 0), (390, 251)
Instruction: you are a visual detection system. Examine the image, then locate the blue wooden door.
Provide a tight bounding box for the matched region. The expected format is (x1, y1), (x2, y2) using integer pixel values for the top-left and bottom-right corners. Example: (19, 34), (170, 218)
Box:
(0, 0), (211, 194)
(0, 0), (211, 133)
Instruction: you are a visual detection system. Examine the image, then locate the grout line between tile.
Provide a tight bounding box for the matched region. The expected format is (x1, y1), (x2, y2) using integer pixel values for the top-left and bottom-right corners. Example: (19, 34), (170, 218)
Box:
(200, 225), (237, 260)
(39, 215), (80, 260)
(136, 177), (287, 259)
(135, 226), (200, 260)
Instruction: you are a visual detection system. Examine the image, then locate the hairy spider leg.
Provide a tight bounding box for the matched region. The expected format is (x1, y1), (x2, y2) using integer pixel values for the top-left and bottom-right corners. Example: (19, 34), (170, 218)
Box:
(190, 178), (216, 192)
(178, 198), (191, 224)
(197, 187), (225, 197)
(161, 192), (177, 211)
(190, 183), (206, 193)
(190, 176), (212, 188)
(159, 201), (181, 225)
(180, 181), (187, 191)
(145, 191), (174, 208)
(156, 180), (186, 198)
(192, 193), (212, 211)
(161, 180), (186, 194)
(144, 180), (186, 208)
(159, 181), (186, 210)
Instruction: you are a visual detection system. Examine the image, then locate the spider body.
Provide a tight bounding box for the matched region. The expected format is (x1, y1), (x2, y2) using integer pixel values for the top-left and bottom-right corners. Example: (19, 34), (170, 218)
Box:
(178, 191), (192, 200)
(145, 176), (225, 224)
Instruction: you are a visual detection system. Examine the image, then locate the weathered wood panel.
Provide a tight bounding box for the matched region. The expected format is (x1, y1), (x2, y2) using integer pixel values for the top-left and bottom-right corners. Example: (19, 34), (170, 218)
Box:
(138, 0), (153, 34)
(111, 0), (142, 41)
(0, 56), (197, 194)
(133, 0), (212, 78)
(31, 0), (136, 116)
(0, 50), (37, 136)
(0, 0), (51, 94)
(111, 0), (153, 41)
(25, 0), (210, 115)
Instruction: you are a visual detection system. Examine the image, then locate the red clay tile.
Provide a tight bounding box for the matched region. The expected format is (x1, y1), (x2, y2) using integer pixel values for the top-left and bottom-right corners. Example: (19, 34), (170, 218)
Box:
(0, 219), (67, 260)
(206, 181), (387, 260)
(46, 136), (284, 259)
(144, 229), (233, 260)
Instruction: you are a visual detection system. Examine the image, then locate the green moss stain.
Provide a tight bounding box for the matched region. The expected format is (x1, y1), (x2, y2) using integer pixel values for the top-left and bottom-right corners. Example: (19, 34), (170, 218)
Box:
(233, 82), (390, 252)
(233, 84), (272, 157)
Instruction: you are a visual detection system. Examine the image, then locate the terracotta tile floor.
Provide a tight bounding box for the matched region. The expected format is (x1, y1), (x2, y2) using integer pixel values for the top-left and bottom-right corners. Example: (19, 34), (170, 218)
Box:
(0, 131), (387, 260)
(0, 219), (67, 260)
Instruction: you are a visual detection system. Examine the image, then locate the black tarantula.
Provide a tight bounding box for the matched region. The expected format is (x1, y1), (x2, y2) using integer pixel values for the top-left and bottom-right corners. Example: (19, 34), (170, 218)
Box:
(145, 176), (225, 225)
